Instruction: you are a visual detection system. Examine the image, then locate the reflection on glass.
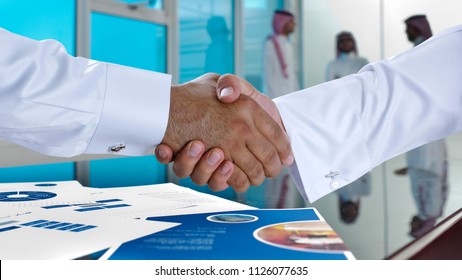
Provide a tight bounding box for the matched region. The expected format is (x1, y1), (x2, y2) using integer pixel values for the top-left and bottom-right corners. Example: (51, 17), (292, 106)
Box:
(179, 0), (233, 83)
(393, 15), (449, 239)
(204, 16), (233, 74)
(395, 140), (449, 238)
(302, 0), (462, 260)
(324, 31), (371, 224)
(337, 174), (371, 224)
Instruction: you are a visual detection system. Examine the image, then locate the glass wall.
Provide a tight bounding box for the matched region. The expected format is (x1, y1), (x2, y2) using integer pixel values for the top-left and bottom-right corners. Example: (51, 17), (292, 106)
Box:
(301, 0), (462, 259)
(91, 12), (167, 72)
(0, 0), (76, 54)
(175, 0), (286, 206)
(242, 0), (284, 91)
(178, 0), (234, 83)
(88, 9), (168, 188)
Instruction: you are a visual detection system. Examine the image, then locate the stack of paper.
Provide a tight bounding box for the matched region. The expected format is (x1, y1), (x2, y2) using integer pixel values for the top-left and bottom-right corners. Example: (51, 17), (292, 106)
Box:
(0, 181), (354, 260)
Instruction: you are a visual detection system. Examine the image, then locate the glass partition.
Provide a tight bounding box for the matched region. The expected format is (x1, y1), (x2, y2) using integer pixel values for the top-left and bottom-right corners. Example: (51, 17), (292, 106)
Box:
(87, 5), (168, 188)
(91, 12), (166, 71)
(301, 0), (462, 259)
(242, 0), (283, 91)
(178, 0), (234, 83)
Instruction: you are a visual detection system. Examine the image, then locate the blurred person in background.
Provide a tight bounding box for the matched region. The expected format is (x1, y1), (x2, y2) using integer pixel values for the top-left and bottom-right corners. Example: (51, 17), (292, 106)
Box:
(394, 15), (449, 238)
(326, 31), (371, 224)
(262, 10), (302, 208)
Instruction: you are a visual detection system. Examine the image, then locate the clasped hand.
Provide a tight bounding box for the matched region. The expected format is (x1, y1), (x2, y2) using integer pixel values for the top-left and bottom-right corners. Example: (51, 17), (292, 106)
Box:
(159, 73), (293, 192)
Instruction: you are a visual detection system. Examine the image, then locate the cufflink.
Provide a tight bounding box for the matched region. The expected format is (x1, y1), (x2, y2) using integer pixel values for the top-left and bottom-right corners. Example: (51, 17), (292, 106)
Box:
(108, 143), (126, 153)
(325, 171), (340, 189)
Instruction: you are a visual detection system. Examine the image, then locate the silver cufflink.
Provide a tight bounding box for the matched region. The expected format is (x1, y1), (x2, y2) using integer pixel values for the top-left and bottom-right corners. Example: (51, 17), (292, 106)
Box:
(108, 143), (126, 153)
(325, 171), (340, 189)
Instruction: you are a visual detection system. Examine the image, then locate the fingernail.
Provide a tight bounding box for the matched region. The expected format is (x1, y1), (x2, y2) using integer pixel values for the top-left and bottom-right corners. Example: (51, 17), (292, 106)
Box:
(220, 162), (232, 175)
(207, 151), (222, 165)
(284, 155), (294, 166)
(188, 143), (202, 157)
(157, 149), (167, 159)
(220, 87), (233, 98)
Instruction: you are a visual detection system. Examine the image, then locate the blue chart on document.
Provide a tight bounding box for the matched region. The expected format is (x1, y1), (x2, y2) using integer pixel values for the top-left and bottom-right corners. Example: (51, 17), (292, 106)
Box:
(0, 191), (57, 202)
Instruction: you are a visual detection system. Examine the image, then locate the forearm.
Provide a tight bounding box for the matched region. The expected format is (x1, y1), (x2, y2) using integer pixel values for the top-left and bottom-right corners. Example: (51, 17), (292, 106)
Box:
(277, 24), (462, 202)
(0, 28), (171, 157)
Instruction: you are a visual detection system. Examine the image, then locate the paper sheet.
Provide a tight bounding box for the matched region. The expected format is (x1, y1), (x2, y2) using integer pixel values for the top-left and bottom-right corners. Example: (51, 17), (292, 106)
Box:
(96, 183), (255, 218)
(0, 205), (178, 259)
(0, 181), (95, 207)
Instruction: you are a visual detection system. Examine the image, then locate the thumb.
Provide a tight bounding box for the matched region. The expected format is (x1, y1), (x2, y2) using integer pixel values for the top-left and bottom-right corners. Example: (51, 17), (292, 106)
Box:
(217, 74), (280, 124)
(217, 74), (261, 103)
(216, 74), (242, 103)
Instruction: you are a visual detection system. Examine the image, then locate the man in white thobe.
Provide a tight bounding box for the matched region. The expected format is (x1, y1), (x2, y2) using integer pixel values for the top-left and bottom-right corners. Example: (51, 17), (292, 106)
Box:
(394, 15), (449, 238)
(262, 10), (302, 208)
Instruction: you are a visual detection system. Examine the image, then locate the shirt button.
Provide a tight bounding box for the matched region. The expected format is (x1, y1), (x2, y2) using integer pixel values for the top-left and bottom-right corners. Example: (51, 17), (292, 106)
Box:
(330, 180), (340, 189)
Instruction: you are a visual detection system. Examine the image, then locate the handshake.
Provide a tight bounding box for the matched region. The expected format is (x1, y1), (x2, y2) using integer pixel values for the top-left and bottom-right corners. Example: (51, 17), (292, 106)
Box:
(156, 73), (294, 192)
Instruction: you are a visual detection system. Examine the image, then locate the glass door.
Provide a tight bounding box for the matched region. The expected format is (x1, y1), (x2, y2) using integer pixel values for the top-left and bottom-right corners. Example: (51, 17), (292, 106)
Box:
(76, 0), (173, 188)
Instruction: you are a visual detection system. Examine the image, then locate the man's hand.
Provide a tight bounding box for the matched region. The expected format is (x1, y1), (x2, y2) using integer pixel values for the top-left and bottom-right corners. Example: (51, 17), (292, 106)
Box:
(156, 75), (293, 191)
(160, 73), (293, 191)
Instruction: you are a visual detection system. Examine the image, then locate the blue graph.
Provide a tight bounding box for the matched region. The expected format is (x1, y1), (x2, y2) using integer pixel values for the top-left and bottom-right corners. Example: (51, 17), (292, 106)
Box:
(0, 191), (57, 202)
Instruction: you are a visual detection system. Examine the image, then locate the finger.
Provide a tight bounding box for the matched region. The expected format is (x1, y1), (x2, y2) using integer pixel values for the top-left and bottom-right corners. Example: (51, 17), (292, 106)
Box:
(216, 74), (244, 103)
(226, 163), (252, 192)
(245, 136), (283, 179)
(253, 104), (294, 167)
(207, 161), (234, 191)
(228, 141), (265, 186)
(155, 144), (174, 164)
(190, 148), (225, 186)
(171, 141), (205, 178)
(217, 74), (261, 104)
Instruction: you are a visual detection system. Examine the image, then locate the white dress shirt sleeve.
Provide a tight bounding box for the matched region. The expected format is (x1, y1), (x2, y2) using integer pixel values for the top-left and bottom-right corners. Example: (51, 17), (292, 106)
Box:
(275, 24), (462, 202)
(0, 28), (171, 157)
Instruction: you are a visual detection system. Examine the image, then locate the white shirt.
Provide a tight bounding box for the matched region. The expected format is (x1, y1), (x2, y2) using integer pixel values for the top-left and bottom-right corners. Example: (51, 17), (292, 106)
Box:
(0, 28), (171, 157)
(275, 24), (462, 202)
(262, 34), (300, 98)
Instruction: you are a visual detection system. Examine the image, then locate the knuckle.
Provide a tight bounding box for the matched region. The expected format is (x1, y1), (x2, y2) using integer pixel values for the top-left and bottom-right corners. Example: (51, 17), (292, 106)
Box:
(208, 181), (228, 192)
(266, 163), (283, 179)
(264, 147), (279, 165)
(271, 122), (284, 141)
(172, 164), (187, 178)
(245, 161), (264, 181)
(228, 172), (250, 190)
(263, 149), (282, 178)
(190, 173), (208, 186)
(249, 175), (264, 187)
(231, 119), (252, 136)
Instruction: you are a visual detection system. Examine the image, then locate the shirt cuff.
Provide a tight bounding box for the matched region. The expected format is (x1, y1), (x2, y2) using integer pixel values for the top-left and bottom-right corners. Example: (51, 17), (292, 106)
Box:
(85, 63), (172, 156)
(275, 77), (372, 202)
